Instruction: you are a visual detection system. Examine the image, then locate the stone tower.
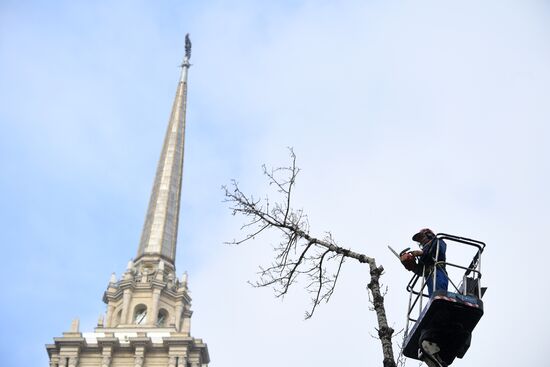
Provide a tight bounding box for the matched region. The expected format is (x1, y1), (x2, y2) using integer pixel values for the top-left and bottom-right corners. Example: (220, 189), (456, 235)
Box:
(46, 35), (210, 367)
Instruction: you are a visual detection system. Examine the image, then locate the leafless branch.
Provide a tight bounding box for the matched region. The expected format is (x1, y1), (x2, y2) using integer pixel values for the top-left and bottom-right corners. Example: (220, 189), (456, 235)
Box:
(224, 148), (397, 367)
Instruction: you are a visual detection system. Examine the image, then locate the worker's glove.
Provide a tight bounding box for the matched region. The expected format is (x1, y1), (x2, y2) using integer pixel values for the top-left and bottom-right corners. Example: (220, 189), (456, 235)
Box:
(400, 252), (417, 271)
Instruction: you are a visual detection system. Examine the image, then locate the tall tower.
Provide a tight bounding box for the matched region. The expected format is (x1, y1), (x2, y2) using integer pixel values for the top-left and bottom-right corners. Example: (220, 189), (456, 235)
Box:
(46, 35), (210, 367)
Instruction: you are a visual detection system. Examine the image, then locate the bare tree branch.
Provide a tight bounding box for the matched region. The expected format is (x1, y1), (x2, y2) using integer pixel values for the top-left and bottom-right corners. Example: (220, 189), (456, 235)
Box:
(224, 148), (397, 367)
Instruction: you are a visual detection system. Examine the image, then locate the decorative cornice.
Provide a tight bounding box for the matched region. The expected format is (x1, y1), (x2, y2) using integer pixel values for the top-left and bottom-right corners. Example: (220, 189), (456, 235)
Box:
(129, 336), (152, 349)
(162, 336), (193, 347)
(103, 278), (191, 306)
(53, 336), (87, 350)
(97, 337), (120, 349)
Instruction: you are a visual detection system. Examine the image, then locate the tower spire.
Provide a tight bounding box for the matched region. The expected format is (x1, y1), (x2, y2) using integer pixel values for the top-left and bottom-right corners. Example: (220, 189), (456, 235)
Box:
(136, 34), (192, 266)
(48, 36), (210, 366)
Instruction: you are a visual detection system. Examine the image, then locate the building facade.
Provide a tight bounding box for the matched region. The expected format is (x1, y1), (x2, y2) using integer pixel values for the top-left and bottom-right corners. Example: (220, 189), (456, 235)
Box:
(46, 36), (210, 367)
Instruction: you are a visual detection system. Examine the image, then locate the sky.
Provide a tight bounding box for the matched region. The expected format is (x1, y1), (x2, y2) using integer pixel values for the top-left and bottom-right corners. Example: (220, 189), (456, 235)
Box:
(1, 0), (549, 366)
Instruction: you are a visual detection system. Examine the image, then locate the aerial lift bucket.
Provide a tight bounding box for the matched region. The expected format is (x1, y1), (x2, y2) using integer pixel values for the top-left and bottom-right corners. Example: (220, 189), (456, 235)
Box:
(402, 234), (486, 366)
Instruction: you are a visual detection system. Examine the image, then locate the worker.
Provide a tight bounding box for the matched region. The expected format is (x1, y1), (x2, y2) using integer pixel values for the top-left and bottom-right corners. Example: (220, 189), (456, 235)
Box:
(401, 228), (448, 296)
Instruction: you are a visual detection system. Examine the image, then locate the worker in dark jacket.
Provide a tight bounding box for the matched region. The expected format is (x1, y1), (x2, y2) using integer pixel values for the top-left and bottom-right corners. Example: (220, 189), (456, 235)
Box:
(402, 228), (448, 296)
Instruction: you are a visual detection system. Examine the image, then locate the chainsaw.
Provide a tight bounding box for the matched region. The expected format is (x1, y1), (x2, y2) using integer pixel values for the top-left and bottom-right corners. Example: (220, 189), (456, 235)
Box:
(388, 246), (416, 271)
(388, 245), (410, 259)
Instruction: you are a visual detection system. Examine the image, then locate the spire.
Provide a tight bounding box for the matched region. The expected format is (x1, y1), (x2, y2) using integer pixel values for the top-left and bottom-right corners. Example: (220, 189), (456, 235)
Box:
(136, 34), (192, 265)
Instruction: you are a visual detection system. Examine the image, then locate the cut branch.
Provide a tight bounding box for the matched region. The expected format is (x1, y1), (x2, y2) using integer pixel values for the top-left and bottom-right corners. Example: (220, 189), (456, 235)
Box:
(224, 148), (396, 367)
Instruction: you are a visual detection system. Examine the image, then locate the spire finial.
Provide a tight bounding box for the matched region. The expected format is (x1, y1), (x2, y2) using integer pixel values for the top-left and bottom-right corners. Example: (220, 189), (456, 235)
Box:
(181, 33), (192, 69)
(185, 33), (192, 60)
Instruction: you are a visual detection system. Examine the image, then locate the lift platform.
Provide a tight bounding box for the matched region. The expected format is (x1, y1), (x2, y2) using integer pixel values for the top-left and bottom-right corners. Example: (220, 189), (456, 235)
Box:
(402, 234), (486, 366)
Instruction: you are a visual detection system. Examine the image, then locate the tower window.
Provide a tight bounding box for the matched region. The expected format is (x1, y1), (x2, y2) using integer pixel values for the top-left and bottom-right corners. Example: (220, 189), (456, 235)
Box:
(156, 309), (169, 327)
(134, 305), (148, 325)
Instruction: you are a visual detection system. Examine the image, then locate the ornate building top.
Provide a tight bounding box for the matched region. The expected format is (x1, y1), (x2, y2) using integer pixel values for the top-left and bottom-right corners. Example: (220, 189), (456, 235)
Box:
(47, 34), (209, 367)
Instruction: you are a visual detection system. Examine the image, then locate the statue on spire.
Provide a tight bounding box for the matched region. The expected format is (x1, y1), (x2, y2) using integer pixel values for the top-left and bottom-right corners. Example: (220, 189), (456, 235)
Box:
(185, 33), (192, 60)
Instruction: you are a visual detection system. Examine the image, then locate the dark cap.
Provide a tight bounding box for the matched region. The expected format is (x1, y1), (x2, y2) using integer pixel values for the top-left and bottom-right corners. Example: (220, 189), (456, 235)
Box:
(412, 228), (435, 242)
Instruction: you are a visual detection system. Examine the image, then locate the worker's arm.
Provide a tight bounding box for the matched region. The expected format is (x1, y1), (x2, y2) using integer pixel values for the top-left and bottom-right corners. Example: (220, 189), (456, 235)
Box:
(410, 250), (423, 257)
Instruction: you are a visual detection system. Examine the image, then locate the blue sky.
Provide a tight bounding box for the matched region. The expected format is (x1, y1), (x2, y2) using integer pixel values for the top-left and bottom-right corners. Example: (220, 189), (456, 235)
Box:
(1, 1), (549, 366)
